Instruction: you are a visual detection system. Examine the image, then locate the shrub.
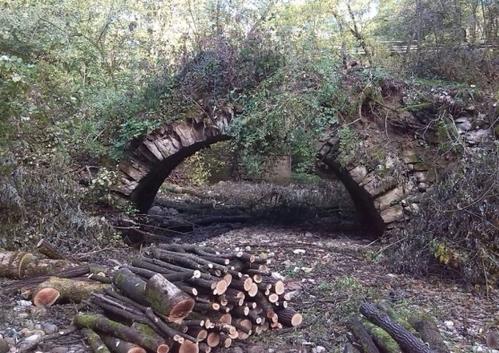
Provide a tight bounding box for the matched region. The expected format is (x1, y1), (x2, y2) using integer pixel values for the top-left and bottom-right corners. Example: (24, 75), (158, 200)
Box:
(387, 143), (498, 287)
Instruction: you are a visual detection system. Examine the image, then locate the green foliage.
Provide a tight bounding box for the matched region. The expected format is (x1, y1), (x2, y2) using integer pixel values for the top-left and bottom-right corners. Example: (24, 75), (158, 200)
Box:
(230, 55), (339, 177)
(338, 126), (358, 167)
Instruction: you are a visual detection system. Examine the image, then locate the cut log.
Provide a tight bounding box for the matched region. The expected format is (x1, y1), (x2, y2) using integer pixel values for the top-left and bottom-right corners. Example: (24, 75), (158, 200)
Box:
(101, 335), (146, 353)
(145, 274), (195, 320)
(206, 332), (220, 348)
(81, 328), (111, 353)
(277, 308), (302, 327)
(0, 251), (77, 279)
(36, 239), (66, 260)
(199, 342), (211, 353)
(360, 303), (433, 353)
(112, 268), (148, 305)
(348, 317), (381, 353)
(178, 340), (199, 353)
(74, 313), (168, 353)
(33, 277), (109, 307)
(409, 318), (450, 353)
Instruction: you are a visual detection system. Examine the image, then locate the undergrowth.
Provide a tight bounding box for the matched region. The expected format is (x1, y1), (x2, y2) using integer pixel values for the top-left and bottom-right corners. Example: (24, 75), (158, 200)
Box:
(387, 144), (498, 287)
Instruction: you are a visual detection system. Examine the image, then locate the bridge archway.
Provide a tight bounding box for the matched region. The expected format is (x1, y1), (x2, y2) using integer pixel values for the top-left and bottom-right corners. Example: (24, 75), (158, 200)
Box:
(115, 111), (447, 237)
(116, 115), (231, 212)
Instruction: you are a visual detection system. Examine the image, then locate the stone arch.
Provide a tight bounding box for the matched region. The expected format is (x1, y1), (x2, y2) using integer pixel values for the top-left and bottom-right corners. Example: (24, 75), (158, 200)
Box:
(115, 113), (232, 212)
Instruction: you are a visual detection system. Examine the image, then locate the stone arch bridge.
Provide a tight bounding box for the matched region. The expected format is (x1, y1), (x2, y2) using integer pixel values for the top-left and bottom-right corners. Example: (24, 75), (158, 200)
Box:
(114, 90), (493, 237)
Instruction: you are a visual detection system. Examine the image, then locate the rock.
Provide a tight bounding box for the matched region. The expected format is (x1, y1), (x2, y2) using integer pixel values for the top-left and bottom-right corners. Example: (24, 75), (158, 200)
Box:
(417, 182), (428, 192)
(313, 346), (326, 353)
(0, 338), (9, 353)
(374, 186), (405, 211)
(380, 205), (404, 223)
(349, 166), (368, 183)
(293, 249), (306, 254)
(455, 117), (472, 132)
(402, 149), (418, 164)
(246, 344), (265, 353)
(444, 320), (454, 329)
(487, 330), (499, 349)
(50, 347), (70, 353)
(148, 206), (163, 216)
(465, 129), (490, 145)
(42, 323), (58, 335)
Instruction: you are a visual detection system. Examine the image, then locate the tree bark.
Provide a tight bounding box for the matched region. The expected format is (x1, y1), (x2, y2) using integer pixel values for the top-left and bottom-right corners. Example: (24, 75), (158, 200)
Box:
(112, 268), (148, 305)
(81, 328), (111, 353)
(145, 274), (195, 320)
(360, 303), (434, 353)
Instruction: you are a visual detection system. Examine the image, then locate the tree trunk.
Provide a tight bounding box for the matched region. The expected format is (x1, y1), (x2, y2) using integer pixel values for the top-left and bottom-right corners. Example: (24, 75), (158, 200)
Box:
(360, 303), (434, 353)
(145, 274), (195, 320)
(33, 277), (109, 307)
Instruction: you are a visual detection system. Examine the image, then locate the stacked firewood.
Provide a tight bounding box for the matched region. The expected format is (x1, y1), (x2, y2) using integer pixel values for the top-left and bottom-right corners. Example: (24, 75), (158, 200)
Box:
(72, 244), (303, 353)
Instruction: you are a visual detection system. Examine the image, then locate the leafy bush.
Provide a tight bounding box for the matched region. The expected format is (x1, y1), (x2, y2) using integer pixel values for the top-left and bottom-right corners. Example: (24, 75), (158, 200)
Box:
(387, 144), (498, 287)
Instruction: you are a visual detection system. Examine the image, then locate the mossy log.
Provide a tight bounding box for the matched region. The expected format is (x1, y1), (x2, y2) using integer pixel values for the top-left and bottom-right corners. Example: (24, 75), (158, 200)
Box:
(74, 313), (168, 353)
(112, 268), (148, 305)
(81, 328), (111, 353)
(360, 303), (433, 353)
(33, 277), (109, 307)
(377, 302), (418, 335)
(0, 251), (77, 279)
(101, 335), (146, 353)
(145, 274), (195, 320)
(348, 317), (381, 353)
(363, 320), (402, 353)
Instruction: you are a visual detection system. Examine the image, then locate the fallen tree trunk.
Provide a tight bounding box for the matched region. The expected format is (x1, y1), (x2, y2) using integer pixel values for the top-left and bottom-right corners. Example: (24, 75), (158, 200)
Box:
(33, 277), (109, 307)
(360, 303), (434, 353)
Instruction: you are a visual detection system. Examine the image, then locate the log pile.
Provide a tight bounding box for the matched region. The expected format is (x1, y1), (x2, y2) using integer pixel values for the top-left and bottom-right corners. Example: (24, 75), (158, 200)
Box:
(346, 301), (449, 353)
(73, 244), (303, 353)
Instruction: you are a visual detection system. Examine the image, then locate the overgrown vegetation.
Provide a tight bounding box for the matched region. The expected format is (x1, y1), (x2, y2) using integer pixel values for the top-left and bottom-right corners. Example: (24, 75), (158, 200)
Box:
(0, 0), (497, 288)
(388, 146), (498, 287)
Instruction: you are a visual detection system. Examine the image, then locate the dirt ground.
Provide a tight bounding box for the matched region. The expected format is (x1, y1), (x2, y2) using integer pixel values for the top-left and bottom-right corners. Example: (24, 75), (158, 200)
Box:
(1, 224), (497, 353)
